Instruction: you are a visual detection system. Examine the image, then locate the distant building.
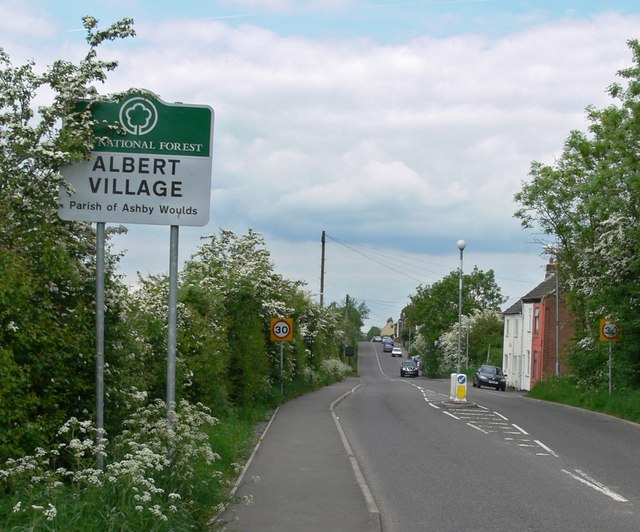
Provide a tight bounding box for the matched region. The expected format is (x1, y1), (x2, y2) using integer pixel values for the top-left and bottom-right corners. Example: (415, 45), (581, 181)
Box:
(502, 261), (574, 390)
(380, 318), (395, 338)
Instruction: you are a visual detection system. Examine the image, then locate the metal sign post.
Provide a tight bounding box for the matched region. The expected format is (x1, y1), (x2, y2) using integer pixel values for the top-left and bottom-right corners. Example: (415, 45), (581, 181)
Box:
(95, 222), (105, 469)
(167, 225), (179, 427)
(279, 342), (284, 396)
(599, 319), (622, 395)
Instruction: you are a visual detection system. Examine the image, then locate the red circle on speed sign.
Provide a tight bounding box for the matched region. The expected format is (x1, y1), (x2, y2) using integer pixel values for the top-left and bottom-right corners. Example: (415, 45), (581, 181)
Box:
(271, 318), (293, 341)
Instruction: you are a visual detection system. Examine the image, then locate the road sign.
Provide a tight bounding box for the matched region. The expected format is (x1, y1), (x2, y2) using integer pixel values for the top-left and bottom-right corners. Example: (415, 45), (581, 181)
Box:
(58, 93), (214, 226)
(455, 373), (467, 401)
(600, 319), (622, 342)
(270, 318), (294, 342)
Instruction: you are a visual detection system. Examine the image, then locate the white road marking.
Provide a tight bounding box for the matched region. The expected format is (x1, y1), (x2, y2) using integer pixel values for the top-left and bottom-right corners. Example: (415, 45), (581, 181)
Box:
(468, 423), (490, 434)
(562, 469), (628, 502)
(534, 440), (559, 458)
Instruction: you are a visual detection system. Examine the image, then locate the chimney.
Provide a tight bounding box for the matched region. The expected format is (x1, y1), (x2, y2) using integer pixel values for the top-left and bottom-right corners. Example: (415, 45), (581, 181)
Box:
(545, 258), (556, 279)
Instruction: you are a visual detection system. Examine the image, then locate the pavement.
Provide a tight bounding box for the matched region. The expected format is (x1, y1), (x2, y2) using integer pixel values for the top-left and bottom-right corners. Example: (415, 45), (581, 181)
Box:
(214, 377), (381, 531)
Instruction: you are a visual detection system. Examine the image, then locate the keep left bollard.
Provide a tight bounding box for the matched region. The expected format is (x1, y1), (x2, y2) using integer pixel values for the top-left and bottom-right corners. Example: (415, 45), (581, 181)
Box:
(455, 373), (467, 402)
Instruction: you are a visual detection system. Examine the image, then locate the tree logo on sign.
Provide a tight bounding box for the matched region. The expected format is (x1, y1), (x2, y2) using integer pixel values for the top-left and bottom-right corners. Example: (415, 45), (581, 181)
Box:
(119, 97), (158, 136)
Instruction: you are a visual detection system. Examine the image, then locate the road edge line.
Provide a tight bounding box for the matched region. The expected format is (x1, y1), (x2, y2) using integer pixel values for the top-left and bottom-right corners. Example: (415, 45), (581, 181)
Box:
(330, 383), (382, 530)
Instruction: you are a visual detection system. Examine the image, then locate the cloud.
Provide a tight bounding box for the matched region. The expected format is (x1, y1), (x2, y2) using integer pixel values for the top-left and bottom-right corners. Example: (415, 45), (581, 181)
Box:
(0, 1), (56, 39)
(217, 0), (350, 14)
(2, 3), (639, 329)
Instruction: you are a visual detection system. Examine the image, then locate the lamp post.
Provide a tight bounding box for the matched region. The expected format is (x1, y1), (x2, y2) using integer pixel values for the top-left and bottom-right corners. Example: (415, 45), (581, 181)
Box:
(457, 239), (466, 375)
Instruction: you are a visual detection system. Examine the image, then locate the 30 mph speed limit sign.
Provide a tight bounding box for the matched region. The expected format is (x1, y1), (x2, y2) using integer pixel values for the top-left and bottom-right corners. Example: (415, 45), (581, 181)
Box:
(600, 319), (622, 342)
(270, 318), (294, 342)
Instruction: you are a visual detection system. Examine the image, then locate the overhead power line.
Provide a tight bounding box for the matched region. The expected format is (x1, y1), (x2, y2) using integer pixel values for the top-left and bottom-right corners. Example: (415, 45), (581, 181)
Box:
(325, 233), (445, 283)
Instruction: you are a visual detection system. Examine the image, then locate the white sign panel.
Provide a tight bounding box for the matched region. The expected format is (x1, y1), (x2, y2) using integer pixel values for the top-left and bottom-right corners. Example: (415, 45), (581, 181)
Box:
(59, 94), (214, 227)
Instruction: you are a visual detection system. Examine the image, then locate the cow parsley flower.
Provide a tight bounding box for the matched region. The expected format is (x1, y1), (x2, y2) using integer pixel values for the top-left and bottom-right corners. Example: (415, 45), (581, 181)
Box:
(44, 504), (57, 521)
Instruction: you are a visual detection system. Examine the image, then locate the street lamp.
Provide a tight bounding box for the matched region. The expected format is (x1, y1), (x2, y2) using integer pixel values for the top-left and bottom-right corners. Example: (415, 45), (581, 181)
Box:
(457, 239), (466, 375)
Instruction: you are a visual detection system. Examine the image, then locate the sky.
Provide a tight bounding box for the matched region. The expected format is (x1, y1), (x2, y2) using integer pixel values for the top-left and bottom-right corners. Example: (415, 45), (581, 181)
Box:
(2, 0), (640, 331)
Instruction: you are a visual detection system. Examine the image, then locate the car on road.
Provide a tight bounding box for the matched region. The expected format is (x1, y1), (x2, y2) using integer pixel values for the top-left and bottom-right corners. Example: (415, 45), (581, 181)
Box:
(383, 341), (393, 352)
(473, 364), (506, 391)
(391, 347), (403, 357)
(372, 335), (383, 342)
(400, 360), (419, 377)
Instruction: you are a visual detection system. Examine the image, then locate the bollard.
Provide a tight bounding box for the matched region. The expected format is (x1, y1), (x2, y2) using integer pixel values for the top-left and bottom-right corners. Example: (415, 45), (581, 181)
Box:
(450, 373), (458, 400)
(455, 373), (467, 402)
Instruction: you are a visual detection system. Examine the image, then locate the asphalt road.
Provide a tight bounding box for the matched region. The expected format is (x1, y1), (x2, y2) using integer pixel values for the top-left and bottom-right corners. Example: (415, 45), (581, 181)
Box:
(335, 341), (640, 531)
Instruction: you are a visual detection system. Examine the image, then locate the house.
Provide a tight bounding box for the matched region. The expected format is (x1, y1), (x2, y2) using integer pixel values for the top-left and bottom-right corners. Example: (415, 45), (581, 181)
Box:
(380, 318), (395, 338)
(503, 299), (527, 390)
(503, 261), (574, 391)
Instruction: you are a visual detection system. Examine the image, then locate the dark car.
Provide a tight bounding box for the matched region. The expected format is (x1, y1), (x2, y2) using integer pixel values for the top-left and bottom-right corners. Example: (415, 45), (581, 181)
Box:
(400, 360), (418, 378)
(383, 341), (393, 352)
(473, 364), (506, 391)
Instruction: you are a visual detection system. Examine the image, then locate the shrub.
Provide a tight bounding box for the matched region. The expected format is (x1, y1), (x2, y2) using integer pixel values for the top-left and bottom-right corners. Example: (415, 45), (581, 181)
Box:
(0, 400), (221, 531)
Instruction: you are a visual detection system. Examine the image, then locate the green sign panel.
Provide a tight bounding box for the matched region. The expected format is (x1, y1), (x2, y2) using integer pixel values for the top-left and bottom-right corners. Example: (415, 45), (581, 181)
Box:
(59, 93), (214, 226)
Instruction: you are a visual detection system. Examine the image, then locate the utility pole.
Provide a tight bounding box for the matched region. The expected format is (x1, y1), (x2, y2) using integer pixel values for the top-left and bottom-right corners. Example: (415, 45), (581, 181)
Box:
(320, 230), (326, 307)
(345, 294), (353, 368)
(555, 267), (560, 376)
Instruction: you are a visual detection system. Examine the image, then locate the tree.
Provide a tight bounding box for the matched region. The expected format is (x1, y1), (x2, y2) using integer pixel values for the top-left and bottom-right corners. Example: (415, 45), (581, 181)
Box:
(437, 308), (504, 371)
(366, 326), (382, 341)
(404, 267), (505, 377)
(406, 267), (505, 347)
(178, 229), (352, 406)
(0, 17), (136, 459)
(180, 230), (286, 405)
(514, 39), (640, 387)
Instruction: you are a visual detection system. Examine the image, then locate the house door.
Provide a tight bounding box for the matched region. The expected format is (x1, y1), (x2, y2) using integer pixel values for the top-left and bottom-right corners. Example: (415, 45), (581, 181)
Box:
(517, 355), (524, 391)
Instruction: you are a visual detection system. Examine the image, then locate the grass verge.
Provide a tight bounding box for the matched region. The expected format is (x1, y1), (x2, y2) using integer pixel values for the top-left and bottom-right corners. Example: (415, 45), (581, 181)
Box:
(527, 375), (640, 424)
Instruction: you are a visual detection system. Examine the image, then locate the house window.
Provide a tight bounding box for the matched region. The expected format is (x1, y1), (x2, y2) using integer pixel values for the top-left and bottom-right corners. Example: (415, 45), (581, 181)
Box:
(506, 319), (510, 337)
(534, 308), (540, 334)
(527, 308), (532, 332)
(533, 350), (538, 379)
(525, 350), (530, 377)
(514, 319), (519, 338)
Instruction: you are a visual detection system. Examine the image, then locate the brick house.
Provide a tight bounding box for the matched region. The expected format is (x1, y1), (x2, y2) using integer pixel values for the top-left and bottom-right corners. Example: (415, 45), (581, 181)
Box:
(503, 261), (574, 390)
